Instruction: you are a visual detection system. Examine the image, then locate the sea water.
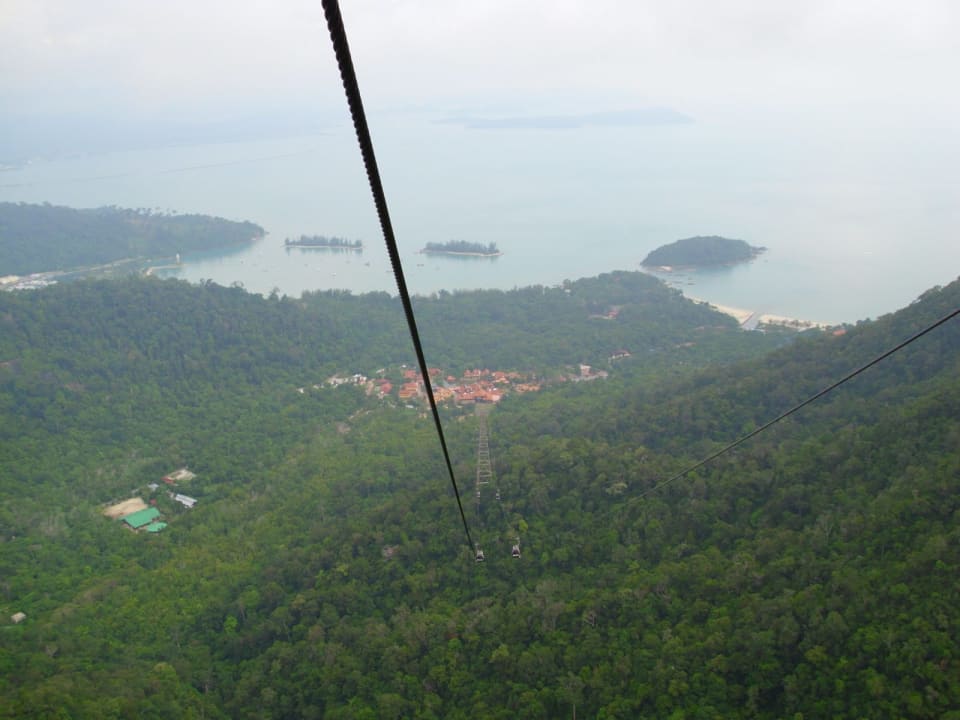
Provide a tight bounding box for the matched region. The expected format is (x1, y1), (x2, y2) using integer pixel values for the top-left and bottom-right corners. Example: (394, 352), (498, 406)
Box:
(2, 114), (958, 324)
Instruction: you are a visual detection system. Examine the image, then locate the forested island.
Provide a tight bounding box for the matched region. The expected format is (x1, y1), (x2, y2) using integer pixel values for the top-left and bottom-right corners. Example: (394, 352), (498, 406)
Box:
(1, 258), (958, 718)
(284, 234), (362, 250)
(642, 235), (765, 267)
(422, 239), (501, 256)
(0, 202), (264, 275)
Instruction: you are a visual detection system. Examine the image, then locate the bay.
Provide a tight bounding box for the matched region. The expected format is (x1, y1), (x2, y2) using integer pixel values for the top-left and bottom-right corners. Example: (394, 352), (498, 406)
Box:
(2, 113), (958, 324)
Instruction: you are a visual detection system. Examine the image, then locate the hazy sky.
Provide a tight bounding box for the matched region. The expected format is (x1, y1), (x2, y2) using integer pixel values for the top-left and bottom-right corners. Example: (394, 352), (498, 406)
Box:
(1, 0), (959, 157)
(1, 1), (957, 318)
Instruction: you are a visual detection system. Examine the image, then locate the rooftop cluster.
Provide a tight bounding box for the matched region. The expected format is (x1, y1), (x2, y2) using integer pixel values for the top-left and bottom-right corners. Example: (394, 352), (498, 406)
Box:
(101, 467), (198, 533)
(303, 366), (546, 406)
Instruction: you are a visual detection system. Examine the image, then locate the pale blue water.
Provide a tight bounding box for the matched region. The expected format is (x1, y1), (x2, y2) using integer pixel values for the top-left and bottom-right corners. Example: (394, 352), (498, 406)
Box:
(2, 114), (958, 324)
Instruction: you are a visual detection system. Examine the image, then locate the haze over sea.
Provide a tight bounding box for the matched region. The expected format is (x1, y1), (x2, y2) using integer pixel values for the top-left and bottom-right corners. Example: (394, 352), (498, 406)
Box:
(2, 111), (958, 325)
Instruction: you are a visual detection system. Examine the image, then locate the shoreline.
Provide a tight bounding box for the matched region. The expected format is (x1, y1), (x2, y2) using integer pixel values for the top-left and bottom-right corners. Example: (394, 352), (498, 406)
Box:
(420, 250), (503, 258)
(144, 262), (180, 276)
(686, 294), (831, 331)
(285, 244), (363, 250)
(641, 257), (762, 273)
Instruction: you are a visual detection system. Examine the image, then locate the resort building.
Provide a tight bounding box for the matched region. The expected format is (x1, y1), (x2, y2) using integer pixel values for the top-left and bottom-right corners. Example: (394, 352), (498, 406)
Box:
(122, 507), (162, 531)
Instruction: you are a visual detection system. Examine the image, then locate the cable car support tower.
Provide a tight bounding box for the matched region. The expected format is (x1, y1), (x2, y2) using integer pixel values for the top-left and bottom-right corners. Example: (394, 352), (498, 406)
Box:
(473, 404), (521, 561)
(475, 408), (493, 514)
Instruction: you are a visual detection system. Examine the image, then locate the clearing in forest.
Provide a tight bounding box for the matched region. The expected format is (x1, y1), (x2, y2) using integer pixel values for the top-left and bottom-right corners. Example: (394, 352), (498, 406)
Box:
(103, 497), (147, 519)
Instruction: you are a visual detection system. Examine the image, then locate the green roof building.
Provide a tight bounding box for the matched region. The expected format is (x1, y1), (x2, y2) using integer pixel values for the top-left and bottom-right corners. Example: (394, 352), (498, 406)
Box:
(122, 507), (161, 530)
(144, 521), (168, 533)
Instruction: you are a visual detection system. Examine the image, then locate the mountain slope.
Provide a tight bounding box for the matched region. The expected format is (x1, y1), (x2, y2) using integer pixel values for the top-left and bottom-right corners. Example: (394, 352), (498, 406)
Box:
(0, 275), (957, 718)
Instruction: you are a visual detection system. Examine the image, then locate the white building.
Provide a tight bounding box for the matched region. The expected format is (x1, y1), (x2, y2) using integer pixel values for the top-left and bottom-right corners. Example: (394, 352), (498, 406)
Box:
(173, 493), (197, 509)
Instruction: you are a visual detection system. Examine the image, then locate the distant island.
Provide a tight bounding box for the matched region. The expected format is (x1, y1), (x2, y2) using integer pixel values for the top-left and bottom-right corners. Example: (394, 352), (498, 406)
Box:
(641, 235), (765, 268)
(0, 202), (264, 276)
(285, 235), (363, 251)
(421, 240), (501, 257)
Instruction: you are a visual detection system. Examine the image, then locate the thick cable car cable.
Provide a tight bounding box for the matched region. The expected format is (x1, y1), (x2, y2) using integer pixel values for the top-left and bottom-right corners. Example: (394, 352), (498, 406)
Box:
(321, 0), (956, 550)
(321, 0), (475, 554)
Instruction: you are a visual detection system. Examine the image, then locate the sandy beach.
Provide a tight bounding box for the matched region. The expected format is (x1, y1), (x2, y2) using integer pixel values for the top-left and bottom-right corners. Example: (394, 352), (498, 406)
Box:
(687, 295), (829, 331)
(687, 296), (754, 324)
(756, 313), (831, 331)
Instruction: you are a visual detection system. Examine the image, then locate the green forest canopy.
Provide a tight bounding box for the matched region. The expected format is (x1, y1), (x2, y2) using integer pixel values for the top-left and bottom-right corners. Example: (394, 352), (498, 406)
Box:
(422, 240), (500, 255)
(641, 235), (765, 267)
(285, 235), (362, 249)
(0, 202), (264, 275)
(0, 270), (957, 719)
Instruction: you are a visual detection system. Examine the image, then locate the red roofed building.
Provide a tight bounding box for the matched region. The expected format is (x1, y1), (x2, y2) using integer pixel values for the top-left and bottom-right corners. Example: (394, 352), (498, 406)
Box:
(434, 387), (456, 402)
(398, 382), (421, 400)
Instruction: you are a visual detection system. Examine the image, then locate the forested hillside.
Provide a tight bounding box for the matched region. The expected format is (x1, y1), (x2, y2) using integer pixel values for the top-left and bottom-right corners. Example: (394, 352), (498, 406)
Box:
(641, 235), (764, 267)
(0, 273), (957, 718)
(0, 203), (263, 275)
